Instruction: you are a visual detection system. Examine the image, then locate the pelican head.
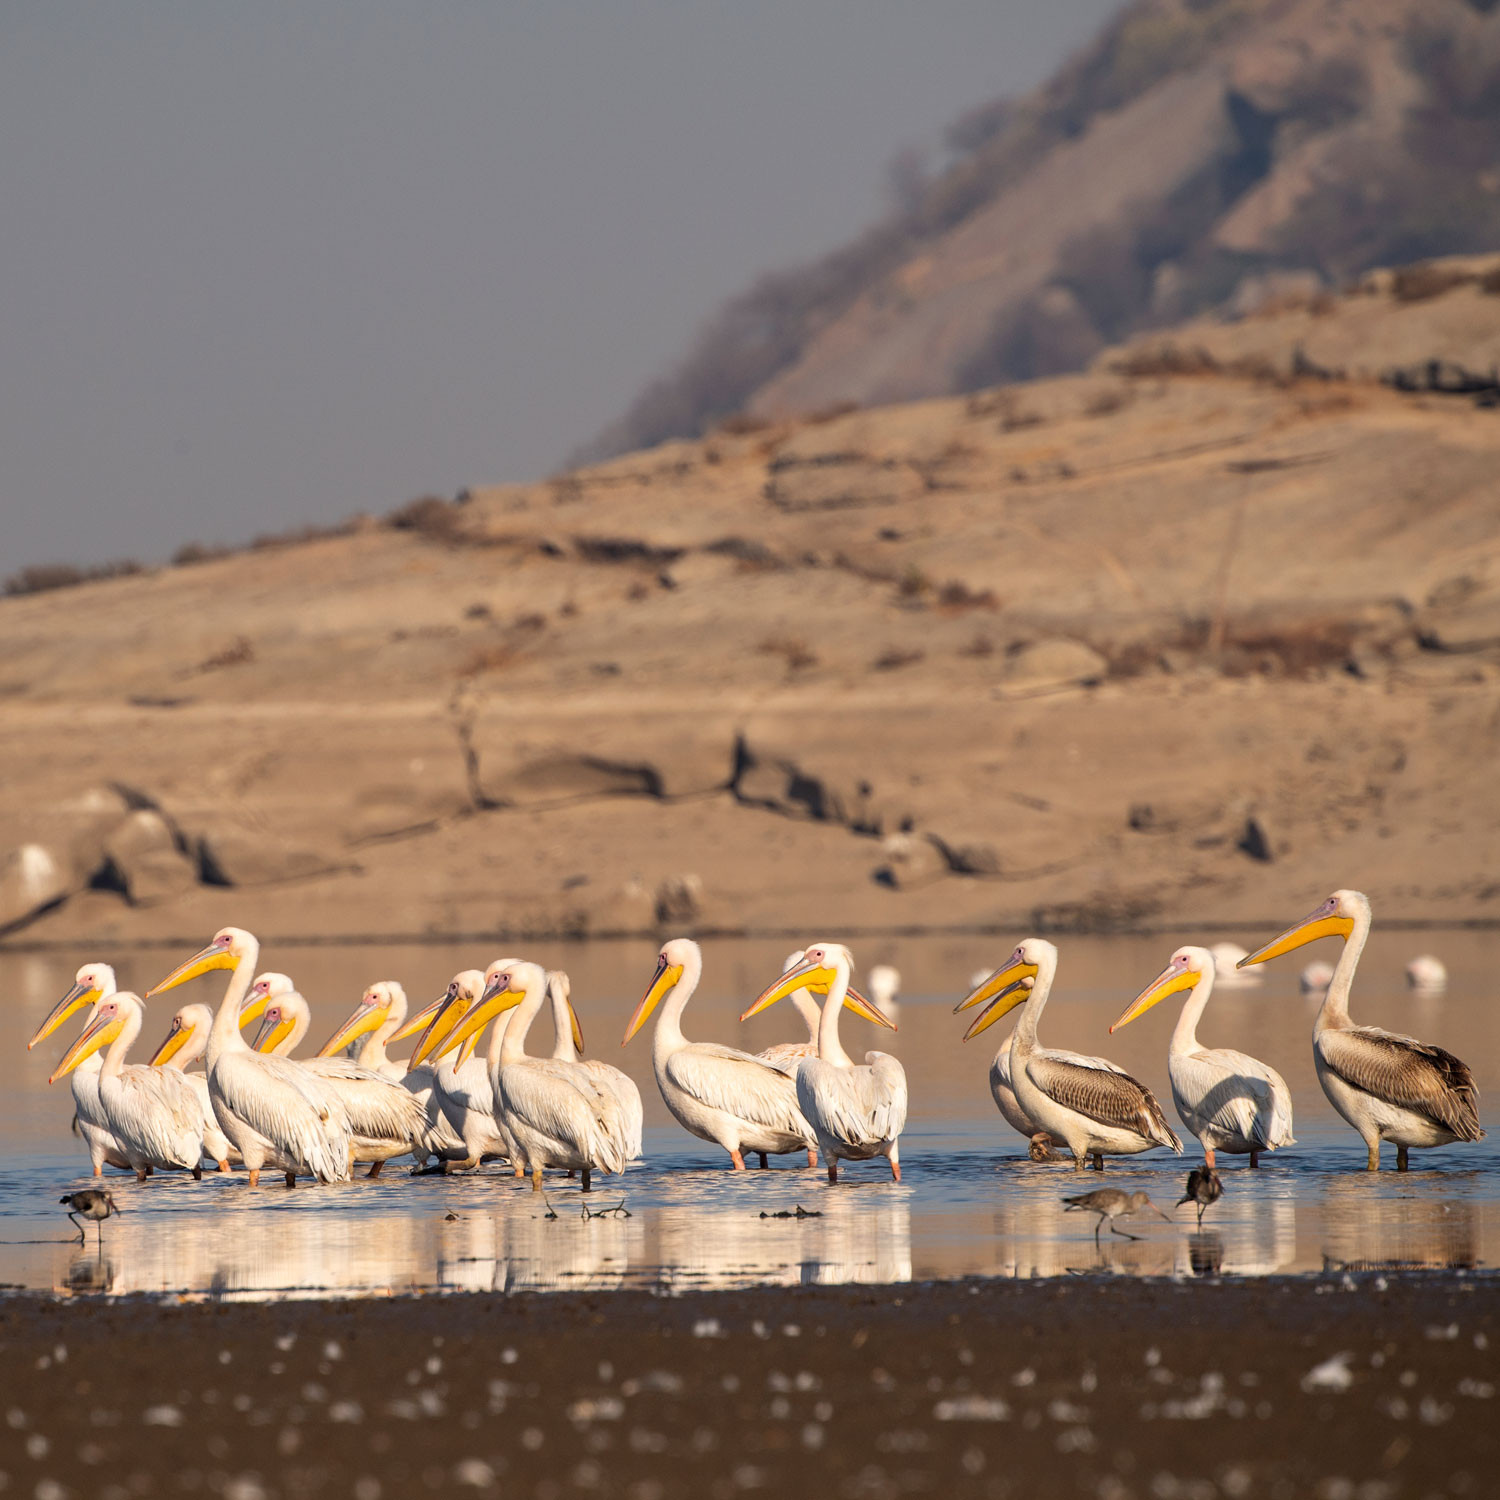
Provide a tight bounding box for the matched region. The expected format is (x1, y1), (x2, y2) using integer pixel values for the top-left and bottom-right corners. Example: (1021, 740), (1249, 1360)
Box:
(546, 970), (586, 1055)
(1239, 889), (1368, 968)
(319, 980), (406, 1057)
(50, 993), (141, 1084)
(148, 1002), (214, 1067)
(953, 937), (1055, 1039)
(434, 959), (542, 1062)
(1111, 946), (1212, 1033)
(251, 983), (307, 1055)
(29, 962), (117, 1050)
(411, 966), (508, 1066)
(624, 937), (700, 1045)
(147, 926), (259, 998)
(740, 942), (895, 1028)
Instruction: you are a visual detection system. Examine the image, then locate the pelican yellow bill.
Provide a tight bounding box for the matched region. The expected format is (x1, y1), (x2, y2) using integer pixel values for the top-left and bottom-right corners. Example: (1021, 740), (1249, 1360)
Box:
(146, 937), (235, 998)
(1110, 960), (1197, 1034)
(51, 1009), (124, 1084)
(1239, 901), (1354, 968)
(28, 981), (100, 1051)
(318, 998), (390, 1058)
(624, 957), (683, 1045)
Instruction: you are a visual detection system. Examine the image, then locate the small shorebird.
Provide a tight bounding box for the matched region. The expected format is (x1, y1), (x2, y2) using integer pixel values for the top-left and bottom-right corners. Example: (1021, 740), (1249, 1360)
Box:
(1178, 1165), (1223, 1227)
(60, 1189), (120, 1246)
(1062, 1188), (1167, 1242)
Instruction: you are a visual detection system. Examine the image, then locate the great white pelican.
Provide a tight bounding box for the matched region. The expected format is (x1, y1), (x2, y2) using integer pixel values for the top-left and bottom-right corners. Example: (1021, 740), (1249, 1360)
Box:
(547, 970), (643, 1161)
(146, 1002), (238, 1171)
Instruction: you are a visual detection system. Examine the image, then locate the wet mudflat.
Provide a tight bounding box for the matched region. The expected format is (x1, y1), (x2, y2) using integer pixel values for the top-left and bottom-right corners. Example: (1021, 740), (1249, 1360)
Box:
(0, 1275), (1495, 1499)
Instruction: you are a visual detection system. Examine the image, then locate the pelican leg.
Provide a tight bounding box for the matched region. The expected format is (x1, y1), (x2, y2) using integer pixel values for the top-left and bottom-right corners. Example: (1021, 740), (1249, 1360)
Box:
(247, 1168), (260, 1187)
(827, 1161), (839, 1184)
(1204, 1148), (1216, 1169)
(135, 1169), (148, 1184)
(1092, 1153), (1104, 1172)
(216, 1160), (229, 1174)
(284, 1171), (296, 1189)
(566, 1171), (575, 1179)
(531, 1166), (544, 1192)
(92, 1165), (103, 1179)
(367, 1161), (383, 1180)
(1397, 1145), (1409, 1173)
(807, 1149), (818, 1169)
(888, 1143), (901, 1183)
(581, 1168), (592, 1193)
(192, 1166), (203, 1182)
(730, 1149), (746, 1171)
(1366, 1143), (1380, 1171)
(1248, 1151), (1259, 1169)
(758, 1153), (769, 1170)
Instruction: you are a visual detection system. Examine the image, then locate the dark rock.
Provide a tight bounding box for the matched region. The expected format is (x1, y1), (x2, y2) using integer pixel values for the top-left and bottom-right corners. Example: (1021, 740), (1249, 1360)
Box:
(1237, 815), (1274, 863)
(102, 810), (197, 906)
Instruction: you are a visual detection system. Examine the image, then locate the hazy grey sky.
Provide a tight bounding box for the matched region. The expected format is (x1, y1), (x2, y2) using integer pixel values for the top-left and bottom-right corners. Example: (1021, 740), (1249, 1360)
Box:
(1, 2), (1121, 572)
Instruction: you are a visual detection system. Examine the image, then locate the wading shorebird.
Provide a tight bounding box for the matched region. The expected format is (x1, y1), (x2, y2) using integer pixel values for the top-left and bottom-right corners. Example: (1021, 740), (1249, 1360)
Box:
(1240, 891), (1483, 1171)
(957, 939), (1182, 1170)
(743, 943), (907, 1183)
(1063, 1188), (1168, 1242)
(1178, 1165), (1224, 1227)
(1112, 946), (1295, 1168)
(60, 1189), (120, 1246)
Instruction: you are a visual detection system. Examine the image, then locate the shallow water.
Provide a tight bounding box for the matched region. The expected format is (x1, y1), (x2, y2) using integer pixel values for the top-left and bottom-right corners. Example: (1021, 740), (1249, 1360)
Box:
(1, 930), (1495, 1298)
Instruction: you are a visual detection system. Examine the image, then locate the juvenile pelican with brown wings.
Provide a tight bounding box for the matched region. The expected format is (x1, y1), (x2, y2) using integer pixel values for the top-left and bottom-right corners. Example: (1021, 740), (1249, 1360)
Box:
(743, 943), (906, 1183)
(1240, 889), (1482, 1170)
(957, 939), (1181, 1170)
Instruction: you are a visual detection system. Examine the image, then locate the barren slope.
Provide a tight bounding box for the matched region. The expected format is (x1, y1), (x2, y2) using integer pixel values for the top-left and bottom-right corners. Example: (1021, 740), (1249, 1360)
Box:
(2, 271), (1499, 946)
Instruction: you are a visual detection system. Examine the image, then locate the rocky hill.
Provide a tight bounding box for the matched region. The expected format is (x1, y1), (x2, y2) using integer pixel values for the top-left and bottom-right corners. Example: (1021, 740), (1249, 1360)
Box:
(2, 261), (1499, 946)
(586, 0), (1500, 460)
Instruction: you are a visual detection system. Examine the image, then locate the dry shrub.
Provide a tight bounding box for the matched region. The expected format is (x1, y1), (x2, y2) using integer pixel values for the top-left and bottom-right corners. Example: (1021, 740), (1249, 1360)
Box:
(872, 646), (925, 671)
(713, 412), (776, 437)
(1110, 344), (1220, 378)
(1391, 262), (1476, 303)
(897, 564), (932, 600)
(172, 541), (230, 567)
(806, 400), (860, 425)
(937, 579), (997, 611)
(1084, 385), (1133, 417)
(198, 636), (254, 672)
(4, 559), (145, 596)
(959, 632), (995, 657)
(459, 644), (517, 677)
(387, 495), (463, 538)
(705, 536), (782, 570)
(757, 636), (818, 672)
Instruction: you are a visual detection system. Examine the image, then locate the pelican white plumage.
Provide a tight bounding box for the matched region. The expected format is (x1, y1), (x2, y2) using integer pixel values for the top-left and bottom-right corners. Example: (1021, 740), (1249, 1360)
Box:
(317, 981), (469, 1167)
(1240, 890), (1482, 1170)
(1111, 945), (1295, 1168)
(755, 950), (823, 1072)
(51, 993), (211, 1180)
(146, 1002), (238, 1171)
(744, 943), (907, 1183)
(867, 963), (901, 1020)
(1406, 955), (1448, 993)
(957, 939), (1182, 1170)
(147, 928), (354, 1186)
(1300, 960), (1335, 996)
(547, 970), (643, 1161)
(1209, 942), (1262, 986)
(28, 963), (131, 1175)
(245, 975), (431, 1177)
(434, 959), (626, 1191)
(625, 938), (817, 1171)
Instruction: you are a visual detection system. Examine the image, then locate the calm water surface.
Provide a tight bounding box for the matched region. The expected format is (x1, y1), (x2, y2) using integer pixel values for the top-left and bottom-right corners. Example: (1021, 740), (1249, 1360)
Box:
(0, 931), (1495, 1299)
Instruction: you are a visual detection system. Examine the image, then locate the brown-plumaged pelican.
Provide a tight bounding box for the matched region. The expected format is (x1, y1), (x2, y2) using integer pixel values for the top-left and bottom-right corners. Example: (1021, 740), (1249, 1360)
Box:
(1240, 889), (1483, 1170)
(744, 943), (907, 1183)
(957, 939), (1182, 1170)
(1112, 945), (1295, 1168)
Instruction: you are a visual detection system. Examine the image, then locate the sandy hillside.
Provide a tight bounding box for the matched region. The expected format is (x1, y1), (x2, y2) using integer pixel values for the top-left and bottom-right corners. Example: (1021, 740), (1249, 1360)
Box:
(2, 264), (1499, 946)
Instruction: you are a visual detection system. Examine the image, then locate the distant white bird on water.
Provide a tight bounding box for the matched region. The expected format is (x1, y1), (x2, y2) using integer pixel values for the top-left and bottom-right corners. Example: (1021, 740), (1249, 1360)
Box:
(867, 964), (901, 1021)
(1210, 942), (1263, 987)
(1406, 955), (1447, 994)
(1299, 960), (1335, 996)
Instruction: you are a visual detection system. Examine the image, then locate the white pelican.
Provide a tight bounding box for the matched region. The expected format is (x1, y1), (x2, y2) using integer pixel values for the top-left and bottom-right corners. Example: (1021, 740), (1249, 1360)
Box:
(317, 981), (469, 1166)
(1240, 890), (1483, 1170)
(1209, 942), (1263, 987)
(245, 974), (431, 1177)
(1406, 955), (1448, 993)
(1111, 945), (1295, 1168)
(147, 928), (354, 1186)
(146, 1002), (238, 1172)
(51, 992), (212, 1180)
(744, 943), (907, 1183)
(547, 971), (644, 1161)
(625, 938), (817, 1171)
(399, 969), (517, 1171)
(28, 964), (131, 1175)
(957, 939), (1182, 1170)
(433, 959), (626, 1191)
(980, 977), (1067, 1160)
(1300, 960), (1334, 996)
(867, 963), (901, 1020)
(755, 951), (823, 1072)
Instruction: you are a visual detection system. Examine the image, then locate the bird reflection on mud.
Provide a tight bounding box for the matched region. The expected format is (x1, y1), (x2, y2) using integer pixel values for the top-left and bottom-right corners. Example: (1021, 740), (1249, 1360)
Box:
(1319, 1175), (1478, 1271)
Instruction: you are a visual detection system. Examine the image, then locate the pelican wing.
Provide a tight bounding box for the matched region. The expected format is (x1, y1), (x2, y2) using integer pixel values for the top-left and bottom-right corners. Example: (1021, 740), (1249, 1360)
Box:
(110, 1065), (207, 1168)
(665, 1044), (812, 1141)
(1175, 1047), (1295, 1150)
(212, 1051), (353, 1182)
(802, 1053), (908, 1150)
(1320, 1027), (1484, 1141)
(303, 1057), (430, 1143)
(758, 1041), (815, 1069)
(403, 1066), (466, 1154)
(1028, 1052), (1183, 1151)
(581, 1060), (644, 1160)
(499, 1060), (627, 1174)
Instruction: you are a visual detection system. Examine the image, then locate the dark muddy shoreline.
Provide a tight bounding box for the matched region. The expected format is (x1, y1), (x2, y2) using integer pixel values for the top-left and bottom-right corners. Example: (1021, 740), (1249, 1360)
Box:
(1, 1275), (1493, 1498)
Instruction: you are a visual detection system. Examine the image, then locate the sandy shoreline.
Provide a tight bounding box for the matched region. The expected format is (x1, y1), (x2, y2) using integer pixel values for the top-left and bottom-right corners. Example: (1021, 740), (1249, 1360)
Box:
(1, 1276), (1493, 1497)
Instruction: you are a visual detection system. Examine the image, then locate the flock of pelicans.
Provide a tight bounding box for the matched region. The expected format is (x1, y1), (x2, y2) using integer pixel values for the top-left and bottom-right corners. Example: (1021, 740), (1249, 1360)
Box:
(25, 889), (1485, 1218)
